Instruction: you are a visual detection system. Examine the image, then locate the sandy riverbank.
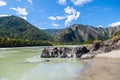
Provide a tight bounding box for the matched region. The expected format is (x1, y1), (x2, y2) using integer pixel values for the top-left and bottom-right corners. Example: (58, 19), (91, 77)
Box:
(78, 50), (120, 80)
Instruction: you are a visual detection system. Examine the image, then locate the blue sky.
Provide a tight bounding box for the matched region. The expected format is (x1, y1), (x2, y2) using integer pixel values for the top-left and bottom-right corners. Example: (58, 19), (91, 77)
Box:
(0, 0), (120, 29)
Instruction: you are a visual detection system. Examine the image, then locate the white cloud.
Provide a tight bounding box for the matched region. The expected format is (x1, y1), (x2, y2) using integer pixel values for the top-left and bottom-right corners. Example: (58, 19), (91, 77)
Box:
(48, 6), (80, 26)
(48, 16), (66, 21)
(64, 6), (80, 26)
(48, 16), (56, 20)
(109, 22), (120, 27)
(56, 16), (66, 20)
(0, 14), (9, 17)
(98, 25), (103, 27)
(0, 0), (7, 6)
(10, 7), (28, 16)
(28, 0), (32, 5)
(71, 0), (92, 6)
(75, 12), (80, 20)
(21, 16), (27, 20)
(38, 27), (46, 29)
(58, 0), (66, 5)
(64, 6), (75, 14)
(52, 23), (59, 27)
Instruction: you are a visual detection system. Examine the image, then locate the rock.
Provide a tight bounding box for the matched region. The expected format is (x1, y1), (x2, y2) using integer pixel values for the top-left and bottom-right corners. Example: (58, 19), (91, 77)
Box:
(51, 47), (59, 57)
(111, 36), (120, 43)
(117, 40), (120, 46)
(99, 45), (112, 53)
(41, 47), (73, 58)
(81, 54), (94, 59)
(41, 47), (52, 58)
(74, 46), (89, 58)
(104, 40), (111, 46)
(92, 40), (103, 51)
(59, 47), (73, 58)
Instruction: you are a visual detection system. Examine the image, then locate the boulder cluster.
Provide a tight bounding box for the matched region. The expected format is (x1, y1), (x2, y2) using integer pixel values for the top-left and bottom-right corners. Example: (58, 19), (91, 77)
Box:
(41, 36), (120, 59)
(41, 47), (89, 58)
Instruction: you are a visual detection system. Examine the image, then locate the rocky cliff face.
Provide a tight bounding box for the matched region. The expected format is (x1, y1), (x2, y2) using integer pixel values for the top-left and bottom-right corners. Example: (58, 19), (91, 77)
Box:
(54, 24), (120, 43)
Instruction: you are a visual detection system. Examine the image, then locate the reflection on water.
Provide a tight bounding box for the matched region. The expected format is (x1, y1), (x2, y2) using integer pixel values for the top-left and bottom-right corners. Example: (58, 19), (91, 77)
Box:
(0, 47), (87, 80)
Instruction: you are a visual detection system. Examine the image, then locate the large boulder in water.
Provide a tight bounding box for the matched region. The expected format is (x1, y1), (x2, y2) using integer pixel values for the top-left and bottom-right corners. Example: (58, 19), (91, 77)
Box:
(51, 47), (59, 57)
(41, 47), (59, 58)
(59, 47), (73, 58)
(41, 47), (52, 58)
(41, 47), (73, 58)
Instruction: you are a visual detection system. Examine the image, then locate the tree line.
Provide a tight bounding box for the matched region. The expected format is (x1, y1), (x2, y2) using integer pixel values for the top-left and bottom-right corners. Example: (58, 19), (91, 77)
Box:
(0, 37), (53, 47)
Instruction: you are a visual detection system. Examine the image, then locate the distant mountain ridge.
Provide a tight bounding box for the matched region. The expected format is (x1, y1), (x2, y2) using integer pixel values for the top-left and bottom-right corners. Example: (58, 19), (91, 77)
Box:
(1, 15), (120, 44)
(43, 29), (62, 36)
(0, 15), (51, 40)
(54, 24), (120, 43)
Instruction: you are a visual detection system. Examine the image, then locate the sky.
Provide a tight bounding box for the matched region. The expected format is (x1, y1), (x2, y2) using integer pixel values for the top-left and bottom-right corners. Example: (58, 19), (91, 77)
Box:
(0, 0), (120, 29)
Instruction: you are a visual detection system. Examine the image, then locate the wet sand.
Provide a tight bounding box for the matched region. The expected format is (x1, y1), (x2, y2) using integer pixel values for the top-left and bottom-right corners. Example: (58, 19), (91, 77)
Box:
(78, 50), (120, 80)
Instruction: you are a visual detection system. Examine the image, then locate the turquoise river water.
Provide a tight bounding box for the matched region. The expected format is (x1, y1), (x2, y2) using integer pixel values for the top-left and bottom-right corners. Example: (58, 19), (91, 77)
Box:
(0, 47), (88, 80)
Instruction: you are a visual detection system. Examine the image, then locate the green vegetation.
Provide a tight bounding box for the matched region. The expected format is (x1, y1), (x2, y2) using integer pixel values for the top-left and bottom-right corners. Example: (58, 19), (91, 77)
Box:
(0, 37), (53, 47)
(0, 15), (52, 40)
(84, 40), (94, 44)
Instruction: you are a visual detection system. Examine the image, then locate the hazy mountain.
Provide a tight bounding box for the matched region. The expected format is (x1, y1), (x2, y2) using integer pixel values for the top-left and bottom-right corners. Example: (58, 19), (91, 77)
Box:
(43, 29), (62, 36)
(54, 24), (120, 43)
(0, 15), (51, 40)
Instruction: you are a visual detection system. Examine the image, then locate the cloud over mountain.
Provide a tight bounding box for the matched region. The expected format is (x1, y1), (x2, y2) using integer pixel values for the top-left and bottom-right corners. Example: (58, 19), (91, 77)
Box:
(109, 22), (120, 27)
(10, 7), (28, 16)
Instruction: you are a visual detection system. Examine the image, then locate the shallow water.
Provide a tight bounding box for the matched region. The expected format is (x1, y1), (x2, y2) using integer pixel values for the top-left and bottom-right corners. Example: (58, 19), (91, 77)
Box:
(0, 47), (87, 80)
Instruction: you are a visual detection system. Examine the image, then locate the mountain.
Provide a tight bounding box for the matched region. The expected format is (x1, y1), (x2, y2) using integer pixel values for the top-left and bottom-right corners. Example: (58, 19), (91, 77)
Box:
(54, 24), (120, 43)
(0, 15), (51, 40)
(43, 29), (62, 36)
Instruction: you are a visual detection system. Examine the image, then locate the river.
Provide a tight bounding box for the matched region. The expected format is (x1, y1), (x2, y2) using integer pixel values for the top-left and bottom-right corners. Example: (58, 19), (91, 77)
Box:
(0, 47), (88, 80)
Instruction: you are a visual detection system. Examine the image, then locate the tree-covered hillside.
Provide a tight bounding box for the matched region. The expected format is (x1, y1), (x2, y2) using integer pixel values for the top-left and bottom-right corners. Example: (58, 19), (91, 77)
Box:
(0, 15), (51, 40)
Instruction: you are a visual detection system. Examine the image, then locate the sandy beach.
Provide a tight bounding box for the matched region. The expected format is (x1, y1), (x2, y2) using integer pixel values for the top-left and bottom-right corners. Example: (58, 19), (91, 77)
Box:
(78, 50), (120, 80)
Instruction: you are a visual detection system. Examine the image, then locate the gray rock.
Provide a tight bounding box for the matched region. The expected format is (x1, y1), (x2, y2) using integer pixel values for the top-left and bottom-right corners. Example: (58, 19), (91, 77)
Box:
(81, 54), (94, 59)
(117, 40), (120, 46)
(51, 47), (59, 57)
(74, 46), (89, 58)
(41, 47), (73, 58)
(59, 47), (73, 58)
(41, 47), (52, 58)
(92, 40), (103, 51)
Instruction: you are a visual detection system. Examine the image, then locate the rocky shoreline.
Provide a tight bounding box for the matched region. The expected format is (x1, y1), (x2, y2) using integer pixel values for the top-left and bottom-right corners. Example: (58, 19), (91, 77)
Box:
(41, 36), (120, 58)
